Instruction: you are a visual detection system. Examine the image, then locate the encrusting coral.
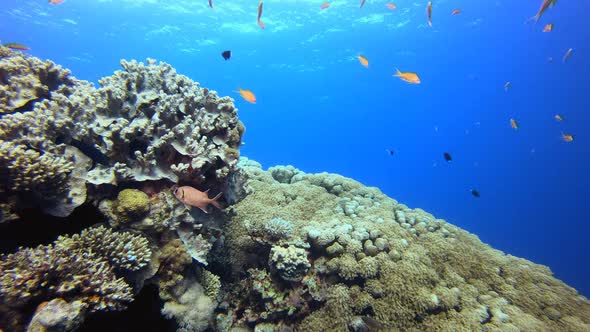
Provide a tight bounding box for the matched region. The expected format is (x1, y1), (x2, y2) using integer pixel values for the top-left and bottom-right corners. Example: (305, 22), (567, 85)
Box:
(222, 162), (590, 331)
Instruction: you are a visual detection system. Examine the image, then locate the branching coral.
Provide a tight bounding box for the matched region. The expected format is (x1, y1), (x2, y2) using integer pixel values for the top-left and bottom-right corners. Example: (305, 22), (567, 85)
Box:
(0, 226), (151, 314)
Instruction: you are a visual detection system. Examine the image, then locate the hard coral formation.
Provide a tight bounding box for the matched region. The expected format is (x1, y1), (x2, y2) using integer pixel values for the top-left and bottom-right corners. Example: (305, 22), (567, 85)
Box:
(2, 50), (590, 332)
(0, 226), (151, 324)
(222, 161), (590, 331)
(0, 48), (243, 223)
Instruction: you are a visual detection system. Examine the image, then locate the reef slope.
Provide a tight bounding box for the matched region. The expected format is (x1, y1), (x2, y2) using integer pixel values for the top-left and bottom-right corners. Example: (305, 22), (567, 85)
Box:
(0, 49), (589, 332)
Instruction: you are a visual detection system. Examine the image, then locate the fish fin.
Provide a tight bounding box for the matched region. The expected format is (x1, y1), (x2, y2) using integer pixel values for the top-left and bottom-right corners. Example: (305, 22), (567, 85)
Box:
(525, 15), (539, 25)
(184, 203), (192, 210)
(209, 192), (223, 210)
(197, 205), (209, 213)
(204, 188), (210, 193)
(393, 68), (401, 76)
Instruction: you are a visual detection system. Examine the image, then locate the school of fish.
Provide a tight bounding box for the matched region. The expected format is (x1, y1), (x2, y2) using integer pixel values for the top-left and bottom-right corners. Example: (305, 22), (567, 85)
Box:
(5, 0), (578, 200)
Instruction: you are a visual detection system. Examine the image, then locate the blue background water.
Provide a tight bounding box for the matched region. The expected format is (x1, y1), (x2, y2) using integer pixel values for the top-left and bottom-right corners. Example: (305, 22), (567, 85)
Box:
(2, 0), (589, 296)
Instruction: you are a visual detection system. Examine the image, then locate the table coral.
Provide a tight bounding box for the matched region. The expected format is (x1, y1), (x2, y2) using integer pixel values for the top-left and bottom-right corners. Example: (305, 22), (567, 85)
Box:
(0, 52), (243, 223)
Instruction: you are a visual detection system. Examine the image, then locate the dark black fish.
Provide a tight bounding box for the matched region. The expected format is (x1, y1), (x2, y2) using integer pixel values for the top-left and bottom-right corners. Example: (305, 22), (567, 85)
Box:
(443, 152), (452, 162)
(221, 50), (231, 60)
(385, 149), (395, 156)
(471, 189), (480, 198)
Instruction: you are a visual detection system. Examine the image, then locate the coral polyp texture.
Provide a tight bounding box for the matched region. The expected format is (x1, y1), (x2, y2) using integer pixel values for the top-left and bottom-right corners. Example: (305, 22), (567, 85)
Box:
(0, 51), (589, 332)
(0, 226), (151, 317)
(0, 47), (243, 223)
(223, 161), (590, 331)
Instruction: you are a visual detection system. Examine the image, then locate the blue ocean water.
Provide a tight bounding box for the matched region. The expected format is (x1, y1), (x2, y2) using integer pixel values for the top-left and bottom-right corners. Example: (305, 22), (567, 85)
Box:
(2, 0), (589, 297)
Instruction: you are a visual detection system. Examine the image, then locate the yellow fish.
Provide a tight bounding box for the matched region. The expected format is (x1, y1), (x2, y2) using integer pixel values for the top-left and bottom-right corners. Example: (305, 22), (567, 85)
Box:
(237, 88), (256, 104)
(561, 132), (574, 142)
(358, 55), (369, 68)
(510, 118), (519, 130)
(394, 68), (420, 84)
(543, 23), (553, 32)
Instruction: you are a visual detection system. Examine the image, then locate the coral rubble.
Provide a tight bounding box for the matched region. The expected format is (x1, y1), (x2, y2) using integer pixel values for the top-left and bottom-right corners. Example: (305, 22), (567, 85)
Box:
(0, 49), (589, 332)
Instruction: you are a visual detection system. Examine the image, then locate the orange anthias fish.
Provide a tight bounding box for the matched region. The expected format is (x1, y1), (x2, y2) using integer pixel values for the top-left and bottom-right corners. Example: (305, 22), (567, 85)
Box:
(563, 48), (573, 62)
(257, 1), (265, 29)
(529, 0), (557, 23)
(172, 185), (223, 213)
(49, 0), (63, 4)
(452, 9), (461, 15)
(394, 68), (421, 84)
(386, 3), (397, 10)
(2, 43), (30, 51)
(543, 23), (553, 32)
(358, 55), (369, 68)
(561, 132), (574, 142)
(360, 0), (366, 9)
(320, 2), (330, 9)
(510, 118), (519, 130)
(237, 88), (256, 104)
(427, 2), (433, 27)
(554, 114), (564, 122)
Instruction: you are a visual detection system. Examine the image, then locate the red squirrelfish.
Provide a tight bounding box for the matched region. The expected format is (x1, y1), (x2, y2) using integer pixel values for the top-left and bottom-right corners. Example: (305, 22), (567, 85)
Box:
(172, 185), (223, 213)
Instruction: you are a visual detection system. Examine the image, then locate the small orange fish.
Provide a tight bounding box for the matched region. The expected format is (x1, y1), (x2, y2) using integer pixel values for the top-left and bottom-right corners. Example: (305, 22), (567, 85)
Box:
(49, 0), (63, 4)
(427, 1), (432, 27)
(320, 2), (330, 9)
(452, 9), (461, 15)
(563, 48), (573, 62)
(561, 132), (574, 142)
(394, 68), (421, 84)
(510, 118), (519, 130)
(172, 185), (223, 213)
(386, 3), (397, 10)
(358, 55), (369, 68)
(554, 114), (564, 122)
(543, 23), (552, 32)
(257, 1), (265, 29)
(237, 88), (256, 104)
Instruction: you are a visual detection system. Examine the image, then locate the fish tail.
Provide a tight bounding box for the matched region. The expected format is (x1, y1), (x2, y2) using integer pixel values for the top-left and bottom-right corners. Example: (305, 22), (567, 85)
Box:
(525, 14), (539, 25)
(394, 68), (401, 76)
(209, 192), (223, 209)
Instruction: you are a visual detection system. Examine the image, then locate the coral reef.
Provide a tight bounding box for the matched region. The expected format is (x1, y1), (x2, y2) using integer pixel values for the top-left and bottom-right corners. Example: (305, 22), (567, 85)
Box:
(0, 226), (151, 329)
(0, 47), (243, 223)
(1, 51), (589, 332)
(222, 163), (590, 331)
